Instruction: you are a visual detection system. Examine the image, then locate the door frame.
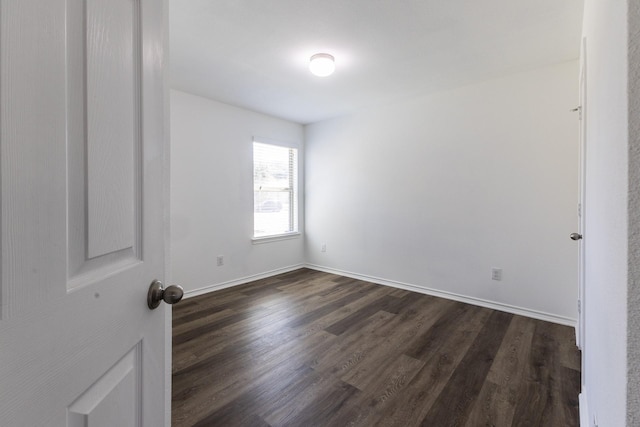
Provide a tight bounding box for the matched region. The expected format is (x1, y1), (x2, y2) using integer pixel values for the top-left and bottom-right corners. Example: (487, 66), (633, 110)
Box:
(577, 37), (587, 382)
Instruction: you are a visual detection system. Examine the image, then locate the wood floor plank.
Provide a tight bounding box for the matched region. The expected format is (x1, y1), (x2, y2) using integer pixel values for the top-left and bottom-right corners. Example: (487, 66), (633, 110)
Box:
(173, 330), (338, 426)
(324, 293), (405, 336)
(172, 268), (581, 427)
(404, 301), (486, 361)
(258, 364), (340, 425)
(464, 380), (501, 427)
(464, 314), (537, 426)
(539, 324), (580, 427)
(259, 365), (360, 426)
(419, 310), (513, 426)
(560, 366), (581, 424)
(315, 293), (447, 391)
(173, 279), (367, 365)
(274, 380), (361, 427)
(373, 306), (494, 426)
(337, 298), (456, 391)
(172, 292), (246, 324)
(310, 310), (397, 376)
(319, 354), (426, 427)
(510, 320), (572, 427)
(190, 364), (315, 427)
(287, 282), (379, 328)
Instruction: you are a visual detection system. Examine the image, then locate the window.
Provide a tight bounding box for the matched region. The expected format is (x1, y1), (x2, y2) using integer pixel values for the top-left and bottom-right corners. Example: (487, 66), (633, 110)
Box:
(253, 141), (298, 238)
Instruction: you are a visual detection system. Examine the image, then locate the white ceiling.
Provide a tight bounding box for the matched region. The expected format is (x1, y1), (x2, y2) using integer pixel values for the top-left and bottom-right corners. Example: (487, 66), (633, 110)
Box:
(170, 0), (584, 125)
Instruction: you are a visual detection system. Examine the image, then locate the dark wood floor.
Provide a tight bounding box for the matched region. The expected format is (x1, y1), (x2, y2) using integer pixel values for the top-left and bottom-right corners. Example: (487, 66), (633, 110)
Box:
(172, 268), (580, 427)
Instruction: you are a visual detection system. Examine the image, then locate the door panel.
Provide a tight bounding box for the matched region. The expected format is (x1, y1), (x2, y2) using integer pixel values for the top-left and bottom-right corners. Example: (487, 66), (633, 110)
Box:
(66, 0), (143, 287)
(0, 0), (168, 426)
(85, 0), (138, 259)
(67, 343), (141, 427)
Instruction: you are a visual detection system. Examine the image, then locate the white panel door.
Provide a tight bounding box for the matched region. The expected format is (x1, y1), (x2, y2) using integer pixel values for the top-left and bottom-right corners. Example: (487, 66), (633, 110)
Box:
(0, 0), (170, 426)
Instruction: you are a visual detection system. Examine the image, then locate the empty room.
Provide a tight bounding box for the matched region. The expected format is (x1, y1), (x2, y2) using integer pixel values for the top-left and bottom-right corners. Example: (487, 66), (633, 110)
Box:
(1, 0), (638, 426)
(168, 0), (636, 426)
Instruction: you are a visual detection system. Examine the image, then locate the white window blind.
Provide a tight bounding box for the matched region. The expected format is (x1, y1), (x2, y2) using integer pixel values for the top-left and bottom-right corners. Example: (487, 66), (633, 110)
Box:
(253, 142), (298, 238)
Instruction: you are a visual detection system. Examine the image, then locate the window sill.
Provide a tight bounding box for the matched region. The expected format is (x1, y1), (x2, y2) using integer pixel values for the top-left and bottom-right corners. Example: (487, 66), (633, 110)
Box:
(252, 232), (301, 245)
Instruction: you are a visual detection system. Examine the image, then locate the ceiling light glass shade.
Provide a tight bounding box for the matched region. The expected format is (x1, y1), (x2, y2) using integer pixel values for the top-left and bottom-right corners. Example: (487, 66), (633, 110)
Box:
(309, 53), (335, 77)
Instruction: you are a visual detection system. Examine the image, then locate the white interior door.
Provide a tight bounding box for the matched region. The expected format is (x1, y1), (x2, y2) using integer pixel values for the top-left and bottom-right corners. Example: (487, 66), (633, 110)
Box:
(577, 38), (587, 358)
(0, 0), (170, 426)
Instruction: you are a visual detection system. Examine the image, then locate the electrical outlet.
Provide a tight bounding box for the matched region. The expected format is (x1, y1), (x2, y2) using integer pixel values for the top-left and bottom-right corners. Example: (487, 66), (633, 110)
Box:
(491, 268), (502, 281)
(217, 255), (224, 266)
(321, 244), (326, 252)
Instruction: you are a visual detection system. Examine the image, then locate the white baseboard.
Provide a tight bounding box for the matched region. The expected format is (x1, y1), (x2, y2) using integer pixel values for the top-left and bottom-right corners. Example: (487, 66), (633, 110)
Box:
(579, 390), (590, 426)
(183, 264), (305, 299)
(304, 263), (577, 327)
(182, 262), (577, 327)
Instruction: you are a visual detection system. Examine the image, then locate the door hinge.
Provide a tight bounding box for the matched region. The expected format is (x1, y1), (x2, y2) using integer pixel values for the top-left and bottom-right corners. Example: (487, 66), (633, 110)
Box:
(578, 299), (581, 314)
(578, 203), (582, 218)
(571, 105), (582, 120)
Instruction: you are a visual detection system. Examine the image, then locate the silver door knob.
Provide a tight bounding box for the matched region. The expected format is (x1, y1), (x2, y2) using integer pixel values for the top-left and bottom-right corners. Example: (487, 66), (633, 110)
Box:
(147, 280), (184, 309)
(570, 233), (583, 241)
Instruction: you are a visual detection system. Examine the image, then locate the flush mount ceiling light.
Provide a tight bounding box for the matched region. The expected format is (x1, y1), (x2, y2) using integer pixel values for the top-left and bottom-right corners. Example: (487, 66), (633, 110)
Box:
(309, 53), (335, 77)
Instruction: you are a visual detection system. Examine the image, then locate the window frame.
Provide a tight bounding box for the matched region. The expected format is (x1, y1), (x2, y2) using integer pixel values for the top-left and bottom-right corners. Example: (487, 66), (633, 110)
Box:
(251, 138), (300, 242)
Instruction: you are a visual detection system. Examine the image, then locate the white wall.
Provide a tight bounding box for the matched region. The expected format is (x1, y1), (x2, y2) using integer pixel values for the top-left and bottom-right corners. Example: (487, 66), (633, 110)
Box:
(305, 61), (579, 323)
(581, 1), (629, 426)
(627, 1), (640, 423)
(170, 90), (305, 295)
